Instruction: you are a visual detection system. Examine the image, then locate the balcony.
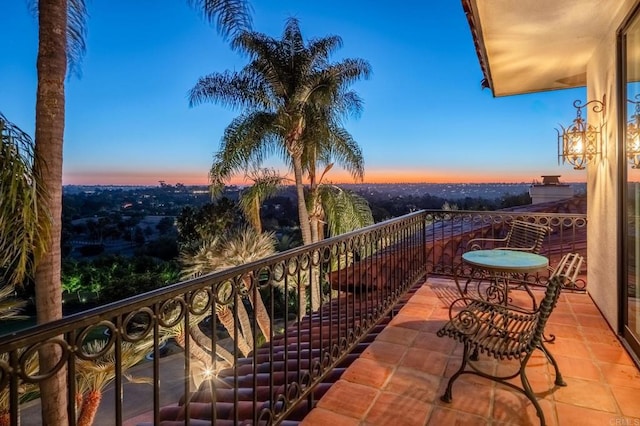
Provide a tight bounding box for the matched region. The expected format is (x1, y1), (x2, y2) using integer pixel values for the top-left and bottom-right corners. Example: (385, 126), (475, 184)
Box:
(1, 198), (638, 425)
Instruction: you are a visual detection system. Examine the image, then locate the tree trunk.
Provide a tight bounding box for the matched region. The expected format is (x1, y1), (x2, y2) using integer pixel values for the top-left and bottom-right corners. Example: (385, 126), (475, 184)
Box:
(187, 323), (234, 369)
(216, 307), (252, 356)
(292, 156), (312, 245)
(253, 197), (262, 233)
(35, 1), (69, 424)
(297, 280), (307, 319)
(235, 299), (254, 347)
(76, 390), (101, 426)
(242, 274), (271, 341)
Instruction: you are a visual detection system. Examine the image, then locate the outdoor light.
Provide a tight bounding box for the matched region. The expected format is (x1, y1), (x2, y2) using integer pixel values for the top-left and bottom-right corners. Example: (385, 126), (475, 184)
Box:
(557, 95), (606, 170)
(627, 97), (640, 169)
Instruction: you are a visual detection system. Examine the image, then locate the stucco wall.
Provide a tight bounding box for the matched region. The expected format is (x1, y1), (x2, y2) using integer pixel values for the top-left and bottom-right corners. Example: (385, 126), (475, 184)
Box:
(586, 1), (638, 331)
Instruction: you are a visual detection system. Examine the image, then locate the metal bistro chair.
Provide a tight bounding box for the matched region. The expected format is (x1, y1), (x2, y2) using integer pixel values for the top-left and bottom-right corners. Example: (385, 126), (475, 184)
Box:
(460, 220), (552, 297)
(437, 274), (567, 426)
(467, 219), (551, 253)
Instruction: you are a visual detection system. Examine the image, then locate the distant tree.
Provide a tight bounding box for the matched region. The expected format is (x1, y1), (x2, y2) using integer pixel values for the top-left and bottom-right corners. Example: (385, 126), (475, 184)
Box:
(156, 216), (175, 234)
(500, 192), (532, 208)
(176, 199), (244, 250)
(133, 227), (146, 245)
(142, 236), (179, 261)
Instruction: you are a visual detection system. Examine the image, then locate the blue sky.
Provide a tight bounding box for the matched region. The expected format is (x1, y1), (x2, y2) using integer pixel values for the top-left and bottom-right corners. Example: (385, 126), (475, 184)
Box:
(1, 1), (586, 185)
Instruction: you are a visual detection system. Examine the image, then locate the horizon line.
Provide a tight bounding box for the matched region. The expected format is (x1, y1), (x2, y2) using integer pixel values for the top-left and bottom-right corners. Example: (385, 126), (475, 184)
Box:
(63, 180), (587, 187)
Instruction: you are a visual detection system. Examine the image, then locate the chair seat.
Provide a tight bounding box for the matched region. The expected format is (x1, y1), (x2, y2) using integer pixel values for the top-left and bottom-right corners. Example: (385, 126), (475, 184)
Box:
(436, 275), (567, 426)
(437, 300), (538, 360)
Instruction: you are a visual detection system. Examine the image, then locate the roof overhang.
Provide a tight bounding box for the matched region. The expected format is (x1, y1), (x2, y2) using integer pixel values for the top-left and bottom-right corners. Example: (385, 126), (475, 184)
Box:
(462, 0), (625, 97)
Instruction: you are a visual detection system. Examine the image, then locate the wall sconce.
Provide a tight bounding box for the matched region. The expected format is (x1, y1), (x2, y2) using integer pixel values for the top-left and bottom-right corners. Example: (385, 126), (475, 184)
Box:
(556, 95), (606, 170)
(627, 97), (640, 169)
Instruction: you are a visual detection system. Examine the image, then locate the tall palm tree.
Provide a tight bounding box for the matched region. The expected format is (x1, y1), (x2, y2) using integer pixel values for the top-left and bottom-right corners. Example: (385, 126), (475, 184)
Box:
(30, 1), (252, 424)
(190, 17), (372, 247)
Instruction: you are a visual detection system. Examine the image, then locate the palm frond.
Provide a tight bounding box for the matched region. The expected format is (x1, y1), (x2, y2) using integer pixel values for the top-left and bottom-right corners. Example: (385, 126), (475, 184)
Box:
(186, 0), (252, 39)
(76, 339), (153, 396)
(67, 0), (88, 78)
(319, 186), (373, 237)
(0, 113), (51, 287)
(179, 236), (225, 279)
(0, 284), (27, 320)
(209, 112), (280, 192)
(239, 168), (287, 231)
(220, 226), (277, 266)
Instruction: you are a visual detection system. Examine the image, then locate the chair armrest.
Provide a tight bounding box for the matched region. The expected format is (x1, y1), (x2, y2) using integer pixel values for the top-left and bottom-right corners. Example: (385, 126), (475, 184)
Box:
(442, 297), (539, 338)
(466, 236), (508, 251)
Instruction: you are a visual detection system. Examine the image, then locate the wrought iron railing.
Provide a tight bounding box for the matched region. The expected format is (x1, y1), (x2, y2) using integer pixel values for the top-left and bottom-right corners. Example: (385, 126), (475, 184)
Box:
(0, 211), (428, 426)
(0, 208), (587, 425)
(422, 209), (587, 287)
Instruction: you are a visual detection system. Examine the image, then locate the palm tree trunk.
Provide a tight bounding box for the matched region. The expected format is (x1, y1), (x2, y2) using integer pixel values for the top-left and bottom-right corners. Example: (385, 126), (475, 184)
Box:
(235, 300), (254, 347)
(216, 307), (252, 356)
(187, 324), (234, 369)
(297, 281), (307, 319)
(242, 275), (271, 341)
(292, 156), (312, 245)
(35, 1), (68, 424)
(76, 390), (101, 426)
(253, 197), (262, 233)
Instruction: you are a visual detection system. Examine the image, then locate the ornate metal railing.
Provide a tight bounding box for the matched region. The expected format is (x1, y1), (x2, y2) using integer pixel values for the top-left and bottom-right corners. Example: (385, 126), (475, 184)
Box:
(0, 211), (428, 426)
(0, 208), (587, 425)
(422, 209), (587, 287)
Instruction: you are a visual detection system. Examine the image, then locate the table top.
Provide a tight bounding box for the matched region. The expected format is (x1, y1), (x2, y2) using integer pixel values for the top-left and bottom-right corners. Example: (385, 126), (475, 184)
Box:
(462, 249), (549, 274)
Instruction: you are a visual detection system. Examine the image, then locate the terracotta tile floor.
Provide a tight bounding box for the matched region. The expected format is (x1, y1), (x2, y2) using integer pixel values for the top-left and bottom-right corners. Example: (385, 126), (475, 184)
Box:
(301, 277), (640, 425)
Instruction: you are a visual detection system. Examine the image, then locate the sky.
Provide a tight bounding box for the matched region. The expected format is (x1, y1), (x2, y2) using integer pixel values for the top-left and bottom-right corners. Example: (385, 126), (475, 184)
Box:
(1, 1), (588, 186)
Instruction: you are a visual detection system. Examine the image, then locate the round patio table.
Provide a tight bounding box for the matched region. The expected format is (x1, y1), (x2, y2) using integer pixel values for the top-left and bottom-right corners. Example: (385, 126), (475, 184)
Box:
(462, 249), (549, 274)
(455, 249), (550, 308)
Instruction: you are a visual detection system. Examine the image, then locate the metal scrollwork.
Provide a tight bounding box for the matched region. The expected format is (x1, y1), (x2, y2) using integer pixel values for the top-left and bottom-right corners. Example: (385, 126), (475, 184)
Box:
(76, 321), (118, 360)
(20, 339), (69, 383)
(188, 288), (212, 316)
(158, 297), (186, 328)
(122, 308), (155, 342)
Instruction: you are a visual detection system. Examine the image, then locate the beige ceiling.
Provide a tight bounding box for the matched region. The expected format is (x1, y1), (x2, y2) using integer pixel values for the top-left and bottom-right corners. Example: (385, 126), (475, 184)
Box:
(465, 0), (626, 97)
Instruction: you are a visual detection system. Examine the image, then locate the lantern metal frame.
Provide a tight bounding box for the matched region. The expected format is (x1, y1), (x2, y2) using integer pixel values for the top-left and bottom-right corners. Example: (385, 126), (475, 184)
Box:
(627, 96), (640, 169)
(556, 96), (606, 170)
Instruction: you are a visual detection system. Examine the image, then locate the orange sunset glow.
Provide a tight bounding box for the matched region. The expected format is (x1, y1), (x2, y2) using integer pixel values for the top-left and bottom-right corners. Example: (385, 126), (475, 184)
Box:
(63, 167), (586, 187)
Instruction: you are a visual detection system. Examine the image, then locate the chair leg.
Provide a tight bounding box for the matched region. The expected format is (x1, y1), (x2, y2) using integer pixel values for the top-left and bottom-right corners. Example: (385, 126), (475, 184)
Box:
(441, 342), (470, 403)
(539, 343), (567, 386)
(519, 357), (546, 426)
(454, 273), (470, 298)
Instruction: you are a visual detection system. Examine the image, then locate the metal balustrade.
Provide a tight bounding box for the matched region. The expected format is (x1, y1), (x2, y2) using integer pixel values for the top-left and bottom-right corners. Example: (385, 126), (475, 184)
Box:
(0, 208), (587, 425)
(423, 209), (587, 287)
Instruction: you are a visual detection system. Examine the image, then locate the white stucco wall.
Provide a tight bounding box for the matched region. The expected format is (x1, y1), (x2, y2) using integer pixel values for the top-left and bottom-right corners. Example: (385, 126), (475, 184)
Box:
(586, 1), (638, 331)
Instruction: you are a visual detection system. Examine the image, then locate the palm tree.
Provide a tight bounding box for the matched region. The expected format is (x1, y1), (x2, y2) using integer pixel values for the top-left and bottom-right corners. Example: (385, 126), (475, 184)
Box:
(189, 17), (372, 248)
(74, 339), (152, 426)
(179, 227), (277, 349)
(316, 185), (374, 239)
(0, 112), (50, 290)
(30, 1), (252, 423)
